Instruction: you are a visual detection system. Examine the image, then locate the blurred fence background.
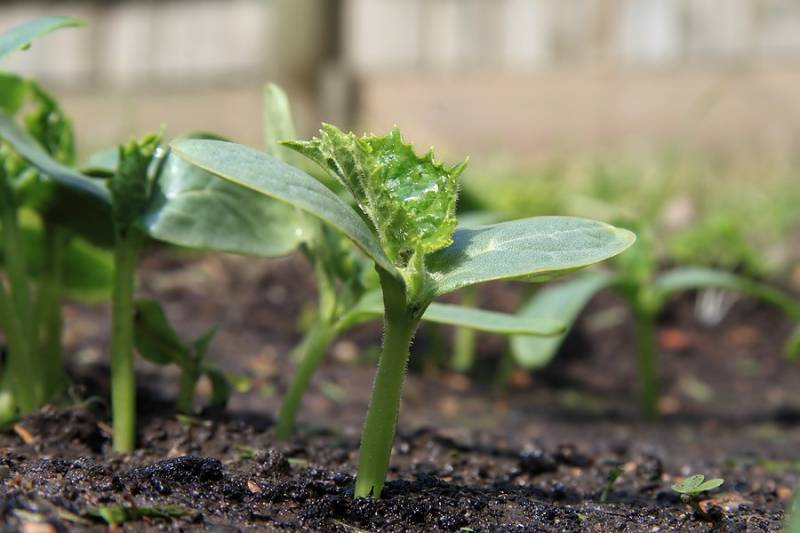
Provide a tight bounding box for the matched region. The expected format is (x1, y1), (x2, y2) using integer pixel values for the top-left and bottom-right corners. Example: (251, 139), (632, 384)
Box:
(3, 0), (800, 159)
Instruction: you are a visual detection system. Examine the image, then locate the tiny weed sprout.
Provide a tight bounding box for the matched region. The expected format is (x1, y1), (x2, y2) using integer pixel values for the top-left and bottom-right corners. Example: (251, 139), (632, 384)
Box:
(171, 120), (634, 496)
(511, 228), (800, 419)
(600, 465), (623, 503)
(671, 474), (724, 521)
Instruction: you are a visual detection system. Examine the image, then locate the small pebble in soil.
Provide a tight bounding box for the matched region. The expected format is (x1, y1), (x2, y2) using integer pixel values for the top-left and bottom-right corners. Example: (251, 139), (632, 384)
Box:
(518, 450), (558, 475)
(255, 449), (290, 477)
(636, 455), (664, 482)
(129, 456), (223, 495)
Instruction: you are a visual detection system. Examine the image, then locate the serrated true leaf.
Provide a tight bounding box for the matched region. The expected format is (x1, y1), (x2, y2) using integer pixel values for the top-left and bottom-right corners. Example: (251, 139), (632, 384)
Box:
(0, 16), (83, 62)
(427, 216), (635, 296)
(170, 139), (398, 277)
(144, 150), (302, 257)
(345, 290), (564, 335)
(511, 270), (616, 368)
(0, 73), (29, 114)
(283, 125), (465, 265)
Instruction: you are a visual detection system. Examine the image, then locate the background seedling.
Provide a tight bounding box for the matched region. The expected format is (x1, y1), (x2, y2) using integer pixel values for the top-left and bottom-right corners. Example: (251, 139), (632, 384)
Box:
(671, 474), (724, 521)
(171, 120), (634, 497)
(0, 17), (112, 419)
(511, 228), (800, 419)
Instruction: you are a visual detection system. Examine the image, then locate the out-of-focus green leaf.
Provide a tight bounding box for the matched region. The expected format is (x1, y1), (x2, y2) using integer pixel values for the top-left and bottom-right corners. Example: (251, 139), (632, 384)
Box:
(427, 217), (635, 296)
(0, 212), (112, 301)
(0, 73), (29, 114)
(144, 150), (302, 257)
(170, 139), (397, 276)
(345, 289), (564, 335)
(0, 16), (83, 62)
(654, 267), (800, 320)
(133, 299), (189, 366)
(203, 364), (230, 409)
(0, 112), (113, 245)
(511, 270), (615, 368)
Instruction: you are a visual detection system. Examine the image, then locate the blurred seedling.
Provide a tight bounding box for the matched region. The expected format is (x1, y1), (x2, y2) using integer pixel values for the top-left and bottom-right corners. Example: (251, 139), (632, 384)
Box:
(671, 474), (724, 521)
(600, 465), (623, 503)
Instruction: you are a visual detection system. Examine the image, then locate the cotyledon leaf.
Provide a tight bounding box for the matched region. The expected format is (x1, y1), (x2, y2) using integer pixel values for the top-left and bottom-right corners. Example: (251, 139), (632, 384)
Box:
(0, 16), (84, 62)
(511, 270), (616, 368)
(143, 150), (303, 257)
(427, 216), (635, 297)
(170, 139), (398, 277)
(345, 290), (565, 335)
(0, 112), (109, 204)
(654, 267), (800, 320)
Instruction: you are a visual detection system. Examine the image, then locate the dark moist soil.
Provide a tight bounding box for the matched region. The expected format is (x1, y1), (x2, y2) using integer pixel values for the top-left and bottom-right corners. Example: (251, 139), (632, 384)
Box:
(2, 251), (799, 532)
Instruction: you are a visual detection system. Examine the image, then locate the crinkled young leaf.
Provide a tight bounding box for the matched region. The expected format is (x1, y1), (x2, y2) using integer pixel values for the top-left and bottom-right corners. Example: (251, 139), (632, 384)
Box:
(511, 270), (616, 368)
(111, 133), (161, 232)
(344, 289), (564, 335)
(0, 16), (83, 62)
(144, 150), (302, 257)
(283, 125), (465, 265)
(427, 216), (635, 296)
(170, 139), (398, 277)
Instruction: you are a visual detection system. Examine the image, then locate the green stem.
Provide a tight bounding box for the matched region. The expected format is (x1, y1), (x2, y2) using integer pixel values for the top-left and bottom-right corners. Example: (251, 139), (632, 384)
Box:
(37, 224), (67, 398)
(110, 232), (142, 452)
(275, 319), (336, 440)
(451, 286), (478, 372)
(355, 274), (419, 499)
(492, 345), (515, 394)
(176, 362), (199, 415)
(0, 179), (32, 339)
(633, 306), (658, 420)
(0, 280), (38, 413)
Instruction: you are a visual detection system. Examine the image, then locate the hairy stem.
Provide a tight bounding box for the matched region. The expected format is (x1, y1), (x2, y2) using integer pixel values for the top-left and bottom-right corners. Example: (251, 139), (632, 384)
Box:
(37, 223), (67, 398)
(110, 232), (142, 452)
(276, 320), (336, 440)
(633, 306), (658, 420)
(355, 273), (419, 498)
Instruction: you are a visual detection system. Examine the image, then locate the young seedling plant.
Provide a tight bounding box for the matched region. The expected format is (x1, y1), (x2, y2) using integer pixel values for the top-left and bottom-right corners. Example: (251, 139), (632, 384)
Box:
(0, 16), (113, 420)
(511, 228), (800, 419)
(135, 84), (570, 440)
(671, 474), (724, 521)
(170, 121), (634, 497)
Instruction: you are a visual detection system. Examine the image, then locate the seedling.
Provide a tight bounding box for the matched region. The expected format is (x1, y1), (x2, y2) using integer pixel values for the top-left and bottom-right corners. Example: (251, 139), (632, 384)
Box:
(0, 16), (112, 418)
(671, 474), (724, 521)
(600, 465), (623, 503)
(171, 121), (634, 497)
(133, 299), (229, 414)
(511, 228), (800, 419)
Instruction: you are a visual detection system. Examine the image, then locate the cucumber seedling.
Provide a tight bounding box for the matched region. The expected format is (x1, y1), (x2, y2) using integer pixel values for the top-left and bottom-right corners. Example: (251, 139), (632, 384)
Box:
(171, 122), (634, 497)
(511, 228), (800, 419)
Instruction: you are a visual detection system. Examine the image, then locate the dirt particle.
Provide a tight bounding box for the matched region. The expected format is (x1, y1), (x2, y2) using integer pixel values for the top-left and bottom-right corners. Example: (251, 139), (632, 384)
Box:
(518, 450), (558, 475)
(255, 449), (291, 477)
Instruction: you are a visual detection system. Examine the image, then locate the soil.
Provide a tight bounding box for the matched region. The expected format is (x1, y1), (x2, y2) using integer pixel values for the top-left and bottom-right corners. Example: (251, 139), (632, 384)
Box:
(1, 250), (799, 532)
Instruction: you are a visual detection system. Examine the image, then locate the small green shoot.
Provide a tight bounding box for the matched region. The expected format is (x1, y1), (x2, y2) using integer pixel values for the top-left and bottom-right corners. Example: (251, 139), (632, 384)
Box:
(671, 474), (724, 521)
(600, 465), (623, 503)
(786, 485), (800, 533)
